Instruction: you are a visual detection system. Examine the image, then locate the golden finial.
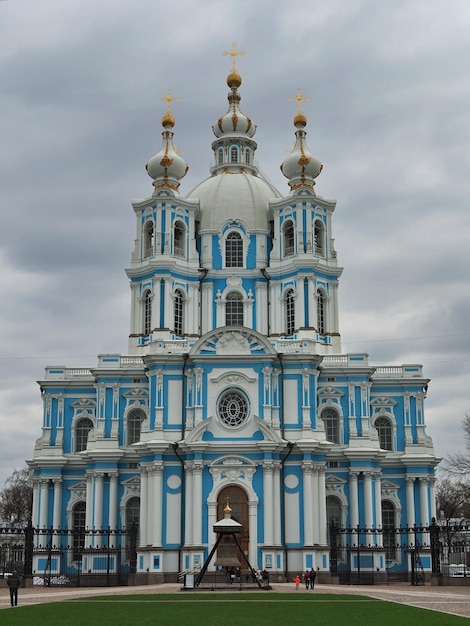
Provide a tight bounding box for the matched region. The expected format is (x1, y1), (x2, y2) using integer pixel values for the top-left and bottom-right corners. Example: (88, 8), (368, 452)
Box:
(223, 42), (246, 74)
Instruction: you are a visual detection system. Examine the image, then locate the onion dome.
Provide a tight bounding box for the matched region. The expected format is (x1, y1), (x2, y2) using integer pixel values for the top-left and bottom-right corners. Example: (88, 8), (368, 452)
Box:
(281, 90), (323, 191)
(213, 76), (256, 138)
(213, 43), (256, 138)
(145, 91), (188, 193)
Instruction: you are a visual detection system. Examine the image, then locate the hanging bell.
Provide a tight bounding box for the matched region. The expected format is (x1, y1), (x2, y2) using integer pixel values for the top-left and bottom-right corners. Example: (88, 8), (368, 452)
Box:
(214, 537), (241, 566)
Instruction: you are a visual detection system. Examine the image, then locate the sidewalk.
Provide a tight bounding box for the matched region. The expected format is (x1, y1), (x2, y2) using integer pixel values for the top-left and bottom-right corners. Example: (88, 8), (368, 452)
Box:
(1, 582), (469, 618)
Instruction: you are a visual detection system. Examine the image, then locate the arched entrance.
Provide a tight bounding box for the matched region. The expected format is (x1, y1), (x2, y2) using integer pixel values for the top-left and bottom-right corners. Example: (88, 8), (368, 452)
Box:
(217, 485), (249, 564)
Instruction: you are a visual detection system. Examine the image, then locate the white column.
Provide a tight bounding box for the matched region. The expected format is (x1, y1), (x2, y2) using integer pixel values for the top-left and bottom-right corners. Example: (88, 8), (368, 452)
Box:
(85, 472), (93, 547)
(192, 461), (203, 545)
(208, 502), (217, 569)
(318, 467), (327, 545)
(363, 471), (373, 542)
(419, 477), (430, 545)
(249, 501), (258, 569)
(263, 461), (274, 545)
(307, 277), (315, 328)
(273, 463), (281, 546)
(374, 472), (383, 547)
(406, 477), (416, 528)
(312, 467), (320, 544)
(302, 461), (314, 545)
(349, 471), (359, 528)
(32, 480), (39, 527)
(38, 479), (49, 548)
(185, 464), (194, 546)
(94, 473), (104, 546)
(419, 477), (429, 526)
(429, 477), (437, 521)
(296, 276), (305, 328)
(139, 469), (147, 546)
(109, 473), (118, 532)
(146, 468), (155, 546)
(152, 463), (164, 547)
(52, 478), (62, 530)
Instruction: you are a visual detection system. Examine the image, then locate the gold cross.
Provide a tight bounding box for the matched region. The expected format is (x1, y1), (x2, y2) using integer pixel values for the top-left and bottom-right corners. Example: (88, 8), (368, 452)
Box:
(288, 88), (310, 114)
(159, 89), (180, 114)
(223, 42), (246, 73)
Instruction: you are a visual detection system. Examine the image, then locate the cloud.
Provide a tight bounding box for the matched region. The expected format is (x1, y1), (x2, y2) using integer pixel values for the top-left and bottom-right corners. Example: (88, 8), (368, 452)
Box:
(0, 0), (469, 486)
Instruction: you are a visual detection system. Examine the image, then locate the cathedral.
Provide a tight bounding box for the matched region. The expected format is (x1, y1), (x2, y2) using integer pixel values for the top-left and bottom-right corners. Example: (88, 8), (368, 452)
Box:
(29, 48), (438, 583)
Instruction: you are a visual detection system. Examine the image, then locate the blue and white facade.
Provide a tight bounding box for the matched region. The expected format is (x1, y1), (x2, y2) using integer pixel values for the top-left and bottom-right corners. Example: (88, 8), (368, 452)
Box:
(29, 63), (438, 582)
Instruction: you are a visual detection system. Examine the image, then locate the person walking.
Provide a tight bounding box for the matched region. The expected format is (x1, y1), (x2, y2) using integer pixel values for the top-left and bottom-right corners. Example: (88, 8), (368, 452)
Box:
(293, 574), (301, 590)
(309, 567), (317, 590)
(7, 571), (21, 607)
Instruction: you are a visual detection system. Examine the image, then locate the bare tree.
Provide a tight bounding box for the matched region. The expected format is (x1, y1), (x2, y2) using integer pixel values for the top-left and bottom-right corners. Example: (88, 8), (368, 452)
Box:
(442, 414), (470, 478)
(0, 467), (33, 524)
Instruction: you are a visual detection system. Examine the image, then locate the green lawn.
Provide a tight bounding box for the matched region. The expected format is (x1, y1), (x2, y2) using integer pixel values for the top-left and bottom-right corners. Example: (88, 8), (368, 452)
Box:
(2, 593), (468, 626)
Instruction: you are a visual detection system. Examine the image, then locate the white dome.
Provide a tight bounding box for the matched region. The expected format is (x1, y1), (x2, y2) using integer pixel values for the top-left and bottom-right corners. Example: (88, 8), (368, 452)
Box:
(187, 171), (281, 231)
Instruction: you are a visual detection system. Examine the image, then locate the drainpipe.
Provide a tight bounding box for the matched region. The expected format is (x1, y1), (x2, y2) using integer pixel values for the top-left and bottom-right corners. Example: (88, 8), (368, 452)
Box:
(260, 268), (270, 336)
(172, 442), (186, 578)
(198, 268), (208, 336)
(181, 353), (188, 441)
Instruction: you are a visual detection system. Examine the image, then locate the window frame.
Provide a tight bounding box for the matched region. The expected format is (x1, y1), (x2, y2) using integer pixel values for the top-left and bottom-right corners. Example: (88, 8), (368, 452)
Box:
(286, 288), (295, 336)
(75, 418), (93, 453)
(283, 220), (295, 257)
(322, 407), (340, 444)
(174, 289), (184, 336)
(143, 289), (152, 337)
(225, 291), (244, 326)
(225, 231), (243, 268)
(173, 220), (186, 258)
(375, 416), (393, 451)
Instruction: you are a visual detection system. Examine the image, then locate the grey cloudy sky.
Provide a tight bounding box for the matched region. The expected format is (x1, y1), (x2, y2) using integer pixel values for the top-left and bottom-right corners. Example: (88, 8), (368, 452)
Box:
(1, 0), (469, 488)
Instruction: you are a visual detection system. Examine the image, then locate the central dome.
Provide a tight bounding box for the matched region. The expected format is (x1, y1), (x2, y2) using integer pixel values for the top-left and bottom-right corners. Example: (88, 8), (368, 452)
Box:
(186, 171), (281, 231)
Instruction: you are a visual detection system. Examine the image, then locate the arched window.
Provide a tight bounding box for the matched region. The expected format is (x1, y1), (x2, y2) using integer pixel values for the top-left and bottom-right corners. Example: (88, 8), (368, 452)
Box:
(314, 220), (325, 256)
(286, 289), (295, 335)
(327, 495), (342, 543)
(173, 221), (185, 258)
(225, 231), (243, 268)
(143, 290), (152, 336)
(125, 496), (140, 560)
(283, 220), (295, 257)
(245, 148), (251, 165)
(226, 292), (243, 326)
(143, 221), (154, 258)
(72, 501), (86, 560)
(230, 146), (238, 163)
(322, 407), (340, 444)
(75, 418), (93, 453)
(375, 416), (393, 451)
(127, 409), (145, 445)
(316, 289), (325, 335)
(218, 148), (224, 165)
(126, 496), (140, 529)
(174, 289), (184, 336)
(382, 501), (396, 560)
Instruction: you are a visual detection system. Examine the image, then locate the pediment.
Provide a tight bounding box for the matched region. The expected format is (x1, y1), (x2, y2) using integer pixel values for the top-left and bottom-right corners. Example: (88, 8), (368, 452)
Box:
(190, 327), (277, 357)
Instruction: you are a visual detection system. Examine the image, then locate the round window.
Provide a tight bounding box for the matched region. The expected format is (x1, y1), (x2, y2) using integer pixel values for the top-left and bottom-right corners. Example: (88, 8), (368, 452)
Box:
(218, 389), (249, 427)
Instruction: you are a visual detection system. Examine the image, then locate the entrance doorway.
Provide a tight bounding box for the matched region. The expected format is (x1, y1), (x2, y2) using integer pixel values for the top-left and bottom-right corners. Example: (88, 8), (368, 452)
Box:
(217, 486), (249, 564)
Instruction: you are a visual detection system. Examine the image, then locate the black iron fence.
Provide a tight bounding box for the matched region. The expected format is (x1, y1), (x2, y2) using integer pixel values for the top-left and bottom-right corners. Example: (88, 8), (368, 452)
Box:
(0, 522), (137, 587)
(329, 519), (470, 585)
(1, 519), (469, 587)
